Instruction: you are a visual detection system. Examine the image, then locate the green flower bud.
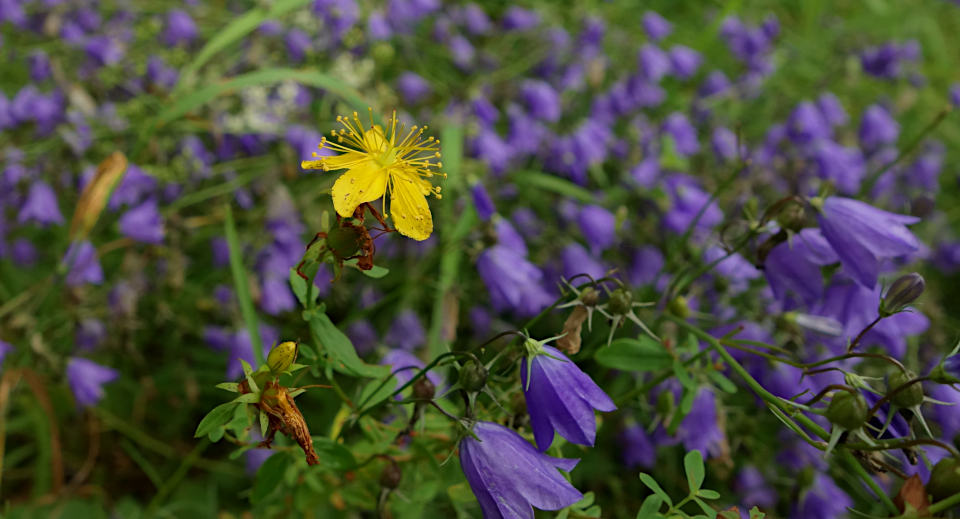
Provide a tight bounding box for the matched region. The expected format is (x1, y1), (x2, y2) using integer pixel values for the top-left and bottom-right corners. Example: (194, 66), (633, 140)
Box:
(776, 199), (807, 232)
(608, 288), (633, 316)
(927, 457), (960, 502)
(412, 376), (435, 401)
(267, 341), (299, 373)
(326, 226), (362, 258)
(580, 286), (600, 307)
(879, 273), (925, 317)
(888, 370), (924, 408)
(668, 296), (690, 319)
(656, 389), (675, 419)
(379, 459), (403, 490)
(459, 359), (488, 393)
(824, 390), (868, 430)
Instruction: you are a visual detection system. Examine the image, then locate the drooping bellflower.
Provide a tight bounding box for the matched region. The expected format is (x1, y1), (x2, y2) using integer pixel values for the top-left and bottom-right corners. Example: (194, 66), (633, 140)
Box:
(66, 357), (119, 408)
(459, 421), (582, 519)
(520, 337), (616, 450)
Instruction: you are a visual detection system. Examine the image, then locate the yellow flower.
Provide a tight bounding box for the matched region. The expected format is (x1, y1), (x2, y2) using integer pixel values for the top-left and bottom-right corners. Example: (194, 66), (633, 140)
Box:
(301, 110), (444, 241)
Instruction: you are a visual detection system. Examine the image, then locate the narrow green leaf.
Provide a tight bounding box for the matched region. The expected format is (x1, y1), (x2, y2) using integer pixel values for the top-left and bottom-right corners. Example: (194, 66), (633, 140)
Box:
(233, 393), (260, 404)
(638, 473), (673, 507)
(514, 171), (595, 203)
(194, 402), (240, 439)
(215, 382), (239, 393)
(707, 370), (738, 394)
(674, 358), (694, 389)
(594, 337), (672, 372)
(312, 437), (357, 470)
(697, 489), (721, 500)
(289, 268), (313, 307)
(225, 205), (264, 367)
(749, 506), (767, 519)
(259, 409), (269, 438)
(342, 258), (389, 278)
(684, 449), (706, 492)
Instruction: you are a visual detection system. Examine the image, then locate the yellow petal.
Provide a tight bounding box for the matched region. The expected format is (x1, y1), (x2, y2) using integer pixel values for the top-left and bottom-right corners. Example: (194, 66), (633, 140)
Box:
(388, 170), (433, 241)
(322, 151), (365, 171)
(331, 162), (388, 218)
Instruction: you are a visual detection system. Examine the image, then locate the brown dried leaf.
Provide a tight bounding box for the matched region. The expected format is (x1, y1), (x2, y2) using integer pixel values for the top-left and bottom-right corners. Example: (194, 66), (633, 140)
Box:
(557, 305), (588, 355)
(69, 151), (128, 240)
(895, 474), (931, 516)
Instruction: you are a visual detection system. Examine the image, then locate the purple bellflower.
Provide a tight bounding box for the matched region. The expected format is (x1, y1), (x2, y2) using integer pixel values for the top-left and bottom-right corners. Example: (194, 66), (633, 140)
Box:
(67, 357), (119, 408)
(816, 197), (920, 288)
(520, 336), (616, 451)
(118, 198), (165, 244)
(64, 241), (104, 286)
(576, 204), (616, 254)
(384, 309), (426, 351)
(459, 421), (582, 519)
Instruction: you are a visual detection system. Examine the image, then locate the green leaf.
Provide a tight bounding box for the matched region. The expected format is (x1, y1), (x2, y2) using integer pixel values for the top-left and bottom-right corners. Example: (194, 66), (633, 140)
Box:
(638, 473), (672, 507)
(679, 387), (696, 416)
(233, 393), (260, 404)
(312, 437), (358, 470)
(707, 370), (738, 394)
(304, 308), (390, 378)
(194, 402), (240, 439)
(636, 495), (664, 519)
(447, 482), (475, 503)
(595, 337), (672, 372)
(749, 506), (767, 519)
(289, 268), (314, 307)
(697, 489), (721, 500)
(240, 359), (259, 394)
(215, 382), (239, 392)
(514, 171), (595, 203)
(225, 205), (264, 368)
(259, 409), (269, 438)
(251, 453), (288, 504)
(684, 449), (705, 492)
(692, 497), (717, 518)
(674, 358), (694, 389)
(342, 258), (390, 278)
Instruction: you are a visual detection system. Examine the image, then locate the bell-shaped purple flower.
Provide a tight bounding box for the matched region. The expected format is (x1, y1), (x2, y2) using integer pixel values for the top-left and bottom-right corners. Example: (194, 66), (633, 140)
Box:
(662, 174), (722, 234)
(787, 101), (831, 145)
(19, 181), (63, 226)
(520, 342), (616, 450)
(385, 310), (426, 351)
(817, 92), (848, 127)
(663, 113), (699, 155)
(676, 387), (725, 458)
(858, 104), (899, 150)
(668, 45), (701, 79)
(477, 246), (552, 317)
(520, 80), (561, 122)
(560, 243), (605, 281)
(162, 9), (198, 46)
(64, 241), (104, 286)
(816, 197), (920, 288)
(0, 340), (13, 370)
(764, 228), (838, 304)
(471, 183), (495, 221)
(791, 473), (851, 519)
(813, 140), (865, 194)
(459, 421), (583, 518)
(501, 6), (539, 31)
(638, 44), (671, 82)
(346, 320), (378, 356)
(735, 467), (777, 509)
(396, 72), (432, 104)
(66, 357), (119, 408)
(619, 424), (656, 468)
(380, 348), (442, 392)
(119, 198), (165, 244)
(76, 318), (106, 350)
(284, 29), (312, 62)
(642, 11), (672, 41)
(576, 205), (615, 254)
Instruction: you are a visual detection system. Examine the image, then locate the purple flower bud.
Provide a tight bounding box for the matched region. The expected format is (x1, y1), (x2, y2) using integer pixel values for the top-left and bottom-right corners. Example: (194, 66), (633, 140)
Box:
(577, 205), (616, 254)
(146, 56), (179, 90)
(816, 197), (920, 288)
(385, 310), (425, 351)
(642, 11), (672, 41)
(119, 198), (164, 244)
(19, 181), (63, 226)
(395, 72), (431, 104)
(162, 9), (198, 46)
(502, 6), (539, 31)
(858, 104), (899, 150)
(449, 34), (475, 69)
(28, 51), (51, 81)
(470, 183), (495, 221)
(817, 92), (848, 127)
(638, 44), (671, 82)
(459, 421), (583, 517)
(663, 112), (699, 155)
(668, 45), (701, 79)
(787, 101), (831, 145)
(76, 318), (106, 351)
(367, 10), (392, 40)
(284, 29), (311, 62)
(521, 343), (616, 450)
(699, 70), (731, 98)
(461, 3), (491, 35)
(520, 80), (561, 122)
(66, 357), (118, 408)
(64, 241), (103, 286)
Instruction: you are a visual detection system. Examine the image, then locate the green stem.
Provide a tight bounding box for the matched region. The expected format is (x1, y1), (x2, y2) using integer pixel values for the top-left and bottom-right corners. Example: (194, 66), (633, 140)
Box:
(224, 204), (264, 367)
(929, 489), (960, 514)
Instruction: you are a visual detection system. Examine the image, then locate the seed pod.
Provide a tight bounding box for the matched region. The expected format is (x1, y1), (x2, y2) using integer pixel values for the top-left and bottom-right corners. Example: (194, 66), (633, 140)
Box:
(326, 226), (362, 258)
(927, 457), (960, 502)
(607, 288), (633, 315)
(888, 370), (924, 408)
(880, 273), (925, 317)
(776, 199), (808, 232)
(580, 286), (600, 307)
(412, 376), (435, 401)
(267, 341), (299, 373)
(825, 390), (868, 430)
(458, 359), (488, 393)
(668, 296), (690, 319)
(379, 458), (403, 490)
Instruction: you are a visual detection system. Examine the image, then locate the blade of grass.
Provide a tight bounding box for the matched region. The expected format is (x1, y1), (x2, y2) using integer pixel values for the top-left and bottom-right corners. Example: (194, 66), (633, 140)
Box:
(224, 204), (264, 367)
(514, 171), (594, 203)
